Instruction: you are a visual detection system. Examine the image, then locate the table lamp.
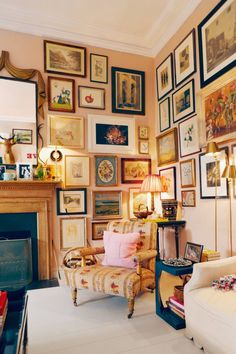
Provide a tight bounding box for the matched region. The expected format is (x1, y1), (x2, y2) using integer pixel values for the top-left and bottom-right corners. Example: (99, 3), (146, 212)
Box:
(140, 174), (164, 217)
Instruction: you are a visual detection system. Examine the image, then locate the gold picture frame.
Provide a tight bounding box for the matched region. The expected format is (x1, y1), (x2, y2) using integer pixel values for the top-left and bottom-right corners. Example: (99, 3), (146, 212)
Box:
(180, 158), (196, 188)
(60, 217), (86, 249)
(156, 128), (178, 167)
(65, 155), (90, 187)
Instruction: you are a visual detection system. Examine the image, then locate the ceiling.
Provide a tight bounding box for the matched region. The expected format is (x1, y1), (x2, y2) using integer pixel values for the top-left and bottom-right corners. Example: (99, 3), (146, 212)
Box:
(0, 0), (202, 57)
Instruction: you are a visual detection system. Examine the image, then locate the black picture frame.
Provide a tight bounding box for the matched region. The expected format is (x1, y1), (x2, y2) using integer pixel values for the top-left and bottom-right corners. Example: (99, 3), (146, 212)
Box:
(156, 53), (174, 101)
(184, 242), (203, 263)
(90, 53), (108, 84)
(159, 97), (171, 132)
(172, 79), (195, 123)
(57, 188), (87, 215)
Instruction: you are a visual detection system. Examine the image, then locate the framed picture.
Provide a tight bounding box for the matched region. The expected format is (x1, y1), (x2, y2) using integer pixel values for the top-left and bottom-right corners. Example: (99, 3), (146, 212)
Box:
(174, 29), (196, 87)
(138, 126), (149, 140)
(48, 76), (75, 113)
(156, 128), (178, 167)
(56, 188), (87, 215)
(172, 79), (195, 123)
(92, 221), (108, 240)
(60, 217), (86, 250)
(0, 164), (16, 181)
(198, 0), (236, 88)
(181, 190), (196, 207)
(12, 129), (32, 145)
(199, 147), (229, 199)
(17, 163), (32, 180)
(159, 166), (176, 200)
(179, 114), (201, 158)
(90, 53), (108, 84)
(111, 67), (145, 115)
(156, 54), (174, 101)
(121, 158), (151, 184)
(93, 190), (122, 219)
(129, 188), (151, 219)
(180, 159), (196, 188)
(0, 165), (6, 180)
(184, 242), (203, 263)
(139, 141), (149, 155)
(49, 115), (84, 148)
(95, 155), (118, 187)
(65, 155), (90, 187)
(87, 114), (135, 154)
(159, 97), (171, 132)
(78, 86), (105, 110)
(44, 40), (86, 77)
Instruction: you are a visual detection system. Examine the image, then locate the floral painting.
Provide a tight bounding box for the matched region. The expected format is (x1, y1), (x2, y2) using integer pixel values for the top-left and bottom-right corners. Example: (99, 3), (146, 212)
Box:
(95, 156), (117, 187)
(179, 115), (200, 157)
(96, 124), (128, 146)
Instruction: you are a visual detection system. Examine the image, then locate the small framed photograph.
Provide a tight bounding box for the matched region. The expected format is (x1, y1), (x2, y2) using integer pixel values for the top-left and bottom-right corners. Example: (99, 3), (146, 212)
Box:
(60, 217), (86, 250)
(90, 53), (108, 84)
(65, 155), (90, 187)
(129, 188), (151, 220)
(56, 188), (87, 215)
(93, 190), (122, 219)
(138, 126), (149, 140)
(48, 76), (75, 113)
(17, 163), (32, 180)
(139, 141), (149, 155)
(12, 129), (32, 145)
(184, 242), (203, 263)
(95, 155), (118, 187)
(178, 114), (201, 158)
(0, 165), (6, 180)
(159, 166), (176, 200)
(92, 221), (108, 240)
(159, 97), (171, 132)
(181, 190), (196, 207)
(156, 54), (174, 101)
(78, 86), (105, 110)
(156, 128), (178, 167)
(121, 158), (151, 184)
(172, 79), (195, 123)
(180, 159), (196, 188)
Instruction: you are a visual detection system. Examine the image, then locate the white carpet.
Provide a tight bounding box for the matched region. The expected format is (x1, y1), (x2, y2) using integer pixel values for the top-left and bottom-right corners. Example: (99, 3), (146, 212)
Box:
(28, 286), (201, 354)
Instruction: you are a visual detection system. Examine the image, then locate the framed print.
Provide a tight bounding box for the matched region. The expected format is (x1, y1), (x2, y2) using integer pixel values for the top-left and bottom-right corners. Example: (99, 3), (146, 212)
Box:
(17, 163), (32, 180)
(156, 127), (178, 167)
(65, 155), (90, 187)
(198, 0), (236, 88)
(199, 147), (228, 199)
(56, 188), (87, 215)
(174, 29), (196, 87)
(184, 242), (203, 263)
(159, 166), (176, 200)
(156, 54), (174, 101)
(0, 165), (6, 180)
(78, 86), (105, 110)
(138, 126), (149, 140)
(92, 221), (108, 240)
(172, 79), (195, 123)
(90, 53), (108, 84)
(129, 188), (151, 219)
(60, 217), (86, 250)
(179, 114), (201, 158)
(12, 129), (32, 145)
(181, 190), (196, 207)
(111, 67), (145, 115)
(180, 159), (196, 188)
(48, 76), (75, 113)
(44, 40), (86, 77)
(87, 114), (135, 154)
(49, 115), (84, 148)
(139, 141), (149, 155)
(95, 155), (118, 187)
(121, 158), (151, 184)
(93, 190), (122, 219)
(159, 97), (171, 132)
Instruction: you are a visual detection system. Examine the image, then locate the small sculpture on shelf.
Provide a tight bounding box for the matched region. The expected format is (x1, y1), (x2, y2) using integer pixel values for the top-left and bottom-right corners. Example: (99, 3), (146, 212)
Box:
(0, 134), (17, 164)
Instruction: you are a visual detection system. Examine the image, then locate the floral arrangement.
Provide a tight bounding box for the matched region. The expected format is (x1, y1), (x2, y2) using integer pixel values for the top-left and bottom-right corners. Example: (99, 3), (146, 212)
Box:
(212, 274), (236, 291)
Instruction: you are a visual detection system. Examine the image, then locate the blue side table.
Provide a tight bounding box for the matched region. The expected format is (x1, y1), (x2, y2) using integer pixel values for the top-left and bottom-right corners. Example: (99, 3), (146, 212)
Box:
(155, 260), (193, 330)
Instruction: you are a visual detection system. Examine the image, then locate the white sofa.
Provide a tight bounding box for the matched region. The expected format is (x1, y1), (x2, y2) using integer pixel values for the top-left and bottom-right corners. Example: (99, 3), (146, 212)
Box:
(184, 256), (236, 354)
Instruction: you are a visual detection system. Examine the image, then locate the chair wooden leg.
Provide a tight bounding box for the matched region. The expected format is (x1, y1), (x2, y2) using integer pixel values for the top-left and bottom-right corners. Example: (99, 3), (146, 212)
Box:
(71, 288), (78, 306)
(127, 298), (135, 319)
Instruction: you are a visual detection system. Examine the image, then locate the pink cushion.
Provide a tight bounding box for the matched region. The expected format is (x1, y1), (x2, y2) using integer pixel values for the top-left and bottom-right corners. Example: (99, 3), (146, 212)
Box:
(102, 231), (140, 268)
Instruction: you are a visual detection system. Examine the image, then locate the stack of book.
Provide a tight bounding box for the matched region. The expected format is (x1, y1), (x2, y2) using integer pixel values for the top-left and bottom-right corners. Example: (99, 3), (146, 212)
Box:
(167, 295), (185, 319)
(201, 249), (220, 262)
(0, 291), (8, 337)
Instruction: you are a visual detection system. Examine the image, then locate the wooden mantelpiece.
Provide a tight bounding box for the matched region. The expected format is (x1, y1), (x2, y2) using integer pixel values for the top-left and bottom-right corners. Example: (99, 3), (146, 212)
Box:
(0, 180), (60, 280)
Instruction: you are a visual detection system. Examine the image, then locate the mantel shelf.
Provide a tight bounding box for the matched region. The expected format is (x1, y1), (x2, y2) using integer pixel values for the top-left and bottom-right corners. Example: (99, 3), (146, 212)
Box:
(0, 180), (62, 191)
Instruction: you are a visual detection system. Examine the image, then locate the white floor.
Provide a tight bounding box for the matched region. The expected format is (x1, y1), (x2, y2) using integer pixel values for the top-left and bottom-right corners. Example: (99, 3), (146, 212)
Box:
(27, 286), (202, 354)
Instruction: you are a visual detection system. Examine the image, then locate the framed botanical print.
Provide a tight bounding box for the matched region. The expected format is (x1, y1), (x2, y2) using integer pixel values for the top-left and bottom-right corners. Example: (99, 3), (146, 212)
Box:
(78, 86), (105, 110)
(65, 155), (90, 187)
(180, 159), (196, 188)
(159, 97), (171, 132)
(93, 190), (122, 219)
(174, 29), (196, 87)
(12, 129), (32, 144)
(181, 190), (196, 207)
(156, 54), (174, 101)
(198, 0), (236, 88)
(95, 155), (118, 187)
(57, 188), (87, 215)
(138, 126), (149, 140)
(90, 54), (108, 84)
(121, 158), (151, 184)
(48, 76), (75, 113)
(111, 67), (145, 115)
(44, 40), (86, 77)
(92, 221), (109, 240)
(156, 128), (178, 167)
(139, 141), (149, 155)
(179, 114), (201, 158)
(159, 166), (176, 200)
(129, 188), (151, 219)
(172, 79), (195, 123)
(60, 217), (86, 250)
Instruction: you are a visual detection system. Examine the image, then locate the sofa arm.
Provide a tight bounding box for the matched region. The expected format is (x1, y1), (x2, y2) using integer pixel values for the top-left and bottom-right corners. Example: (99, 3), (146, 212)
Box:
(132, 250), (157, 263)
(185, 256), (236, 294)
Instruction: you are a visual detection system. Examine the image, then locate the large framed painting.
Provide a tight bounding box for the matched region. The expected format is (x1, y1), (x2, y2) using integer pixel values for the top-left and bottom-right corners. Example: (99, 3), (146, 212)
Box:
(65, 155), (90, 187)
(174, 29), (196, 87)
(95, 155), (118, 187)
(159, 166), (176, 200)
(198, 0), (236, 88)
(121, 158), (151, 184)
(178, 115), (201, 157)
(180, 158), (196, 188)
(111, 67), (145, 115)
(60, 217), (86, 250)
(172, 79), (195, 123)
(156, 54), (174, 101)
(129, 188), (151, 219)
(90, 53), (108, 84)
(78, 86), (105, 110)
(49, 115), (84, 148)
(87, 114), (135, 154)
(199, 147), (228, 199)
(48, 76), (75, 113)
(93, 191), (122, 219)
(159, 97), (171, 132)
(156, 127), (178, 167)
(57, 188), (87, 215)
(44, 40), (86, 77)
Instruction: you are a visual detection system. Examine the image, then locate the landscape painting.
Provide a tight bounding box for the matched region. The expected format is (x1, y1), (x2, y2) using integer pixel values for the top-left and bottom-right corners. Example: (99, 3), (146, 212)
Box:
(93, 191), (122, 219)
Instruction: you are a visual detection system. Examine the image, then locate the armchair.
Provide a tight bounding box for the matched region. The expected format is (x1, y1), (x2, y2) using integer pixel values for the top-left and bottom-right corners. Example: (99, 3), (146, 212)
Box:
(63, 220), (157, 318)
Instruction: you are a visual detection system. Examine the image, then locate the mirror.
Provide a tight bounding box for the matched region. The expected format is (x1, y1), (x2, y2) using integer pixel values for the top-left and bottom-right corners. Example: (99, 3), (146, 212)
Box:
(0, 76), (37, 164)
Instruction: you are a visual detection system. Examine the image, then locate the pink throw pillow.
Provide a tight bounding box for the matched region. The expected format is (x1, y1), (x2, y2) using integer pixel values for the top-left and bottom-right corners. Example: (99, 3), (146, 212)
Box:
(102, 231), (140, 268)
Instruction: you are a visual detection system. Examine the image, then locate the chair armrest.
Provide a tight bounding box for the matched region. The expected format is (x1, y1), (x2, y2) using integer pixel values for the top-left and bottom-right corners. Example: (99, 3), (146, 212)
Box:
(132, 250), (157, 263)
(65, 246), (105, 258)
